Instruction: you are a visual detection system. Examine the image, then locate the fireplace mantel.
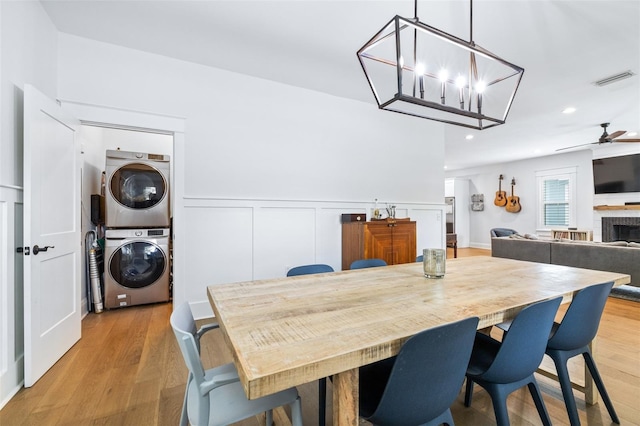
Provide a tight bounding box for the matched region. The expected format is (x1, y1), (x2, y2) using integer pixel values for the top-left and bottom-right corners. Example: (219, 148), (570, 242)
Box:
(594, 205), (640, 211)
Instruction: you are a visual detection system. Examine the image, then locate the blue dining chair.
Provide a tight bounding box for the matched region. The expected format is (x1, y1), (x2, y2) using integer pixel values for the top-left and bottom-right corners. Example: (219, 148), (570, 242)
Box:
(286, 263), (334, 426)
(464, 297), (562, 426)
(359, 317), (479, 425)
(350, 258), (387, 269)
(170, 303), (303, 426)
(286, 264), (334, 276)
(415, 254), (424, 262)
(545, 282), (619, 426)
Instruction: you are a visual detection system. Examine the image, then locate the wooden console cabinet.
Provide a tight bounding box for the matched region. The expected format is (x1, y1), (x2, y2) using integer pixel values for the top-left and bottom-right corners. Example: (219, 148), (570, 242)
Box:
(342, 218), (417, 270)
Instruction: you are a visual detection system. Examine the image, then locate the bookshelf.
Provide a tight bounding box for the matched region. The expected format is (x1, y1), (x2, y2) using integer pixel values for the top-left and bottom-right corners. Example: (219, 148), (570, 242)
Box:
(551, 229), (593, 241)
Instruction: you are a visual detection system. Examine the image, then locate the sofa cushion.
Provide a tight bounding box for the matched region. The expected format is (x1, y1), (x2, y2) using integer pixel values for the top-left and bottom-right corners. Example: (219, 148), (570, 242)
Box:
(550, 242), (640, 286)
(491, 237), (551, 263)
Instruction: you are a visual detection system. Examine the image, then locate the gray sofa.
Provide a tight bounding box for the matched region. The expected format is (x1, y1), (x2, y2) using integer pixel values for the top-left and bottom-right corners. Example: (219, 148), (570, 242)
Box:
(491, 237), (640, 287)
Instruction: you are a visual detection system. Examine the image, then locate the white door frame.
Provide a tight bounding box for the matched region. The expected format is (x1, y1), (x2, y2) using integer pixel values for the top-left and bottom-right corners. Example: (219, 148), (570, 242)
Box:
(59, 100), (187, 309)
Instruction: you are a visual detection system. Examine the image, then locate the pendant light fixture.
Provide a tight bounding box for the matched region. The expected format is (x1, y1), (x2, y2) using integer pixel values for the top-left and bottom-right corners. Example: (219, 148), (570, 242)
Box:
(357, 0), (524, 130)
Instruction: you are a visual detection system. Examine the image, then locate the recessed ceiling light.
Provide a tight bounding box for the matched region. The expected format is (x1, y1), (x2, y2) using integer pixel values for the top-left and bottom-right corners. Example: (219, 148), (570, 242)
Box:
(465, 134), (474, 140)
(562, 107), (576, 114)
(444, 166), (448, 170)
(534, 149), (541, 154)
(628, 132), (638, 137)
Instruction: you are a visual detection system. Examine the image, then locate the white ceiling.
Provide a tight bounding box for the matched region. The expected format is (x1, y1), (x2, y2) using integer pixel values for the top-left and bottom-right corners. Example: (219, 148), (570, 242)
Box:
(39, 0), (640, 170)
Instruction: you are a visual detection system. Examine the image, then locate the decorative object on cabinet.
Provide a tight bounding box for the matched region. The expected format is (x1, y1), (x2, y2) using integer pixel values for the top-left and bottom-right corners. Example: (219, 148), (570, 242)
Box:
(356, 0), (524, 129)
(505, 178), (522, 213)
(471, 194), (484, 211)
(342, 218), (416, 270)
(494, 175), (507, 206)
(341, 213), (366, 223)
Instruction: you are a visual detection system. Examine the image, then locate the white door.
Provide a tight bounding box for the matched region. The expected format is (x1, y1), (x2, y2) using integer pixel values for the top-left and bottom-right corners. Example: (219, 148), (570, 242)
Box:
(23, 84), (81, 387)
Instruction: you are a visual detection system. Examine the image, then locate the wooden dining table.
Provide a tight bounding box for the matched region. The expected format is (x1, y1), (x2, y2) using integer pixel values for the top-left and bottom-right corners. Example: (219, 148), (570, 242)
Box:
(207, 256), (630, 425)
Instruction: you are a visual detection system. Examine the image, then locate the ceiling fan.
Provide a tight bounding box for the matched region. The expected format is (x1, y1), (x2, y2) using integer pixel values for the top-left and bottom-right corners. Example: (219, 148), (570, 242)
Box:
(556, 122), (640, 151)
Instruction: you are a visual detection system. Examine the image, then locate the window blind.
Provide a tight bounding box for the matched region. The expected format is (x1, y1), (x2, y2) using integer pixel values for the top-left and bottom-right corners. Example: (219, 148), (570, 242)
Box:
(543, 179), (569, 226)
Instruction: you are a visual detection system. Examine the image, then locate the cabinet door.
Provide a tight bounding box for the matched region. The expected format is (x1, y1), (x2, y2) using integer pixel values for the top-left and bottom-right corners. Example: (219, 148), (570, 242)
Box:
(363, 223), (394, 265)
(392, 222), (417, 264)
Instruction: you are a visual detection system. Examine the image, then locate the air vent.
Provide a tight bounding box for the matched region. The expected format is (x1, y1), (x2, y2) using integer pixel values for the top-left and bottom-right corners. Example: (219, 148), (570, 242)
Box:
(593, 70), (635, 87)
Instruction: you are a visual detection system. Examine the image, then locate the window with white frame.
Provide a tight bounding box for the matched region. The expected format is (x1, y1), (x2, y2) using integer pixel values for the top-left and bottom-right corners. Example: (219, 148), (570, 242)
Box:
(536, 167), (577, 229)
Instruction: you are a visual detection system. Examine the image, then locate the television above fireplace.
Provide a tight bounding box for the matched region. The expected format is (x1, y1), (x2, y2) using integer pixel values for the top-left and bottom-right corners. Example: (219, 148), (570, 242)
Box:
(593, 153), (640, 194)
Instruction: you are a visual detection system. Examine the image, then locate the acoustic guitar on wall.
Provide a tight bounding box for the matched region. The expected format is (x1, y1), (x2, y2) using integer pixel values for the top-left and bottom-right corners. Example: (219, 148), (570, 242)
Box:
(494, 174), (507, 207)
(506, 178), (522, 213)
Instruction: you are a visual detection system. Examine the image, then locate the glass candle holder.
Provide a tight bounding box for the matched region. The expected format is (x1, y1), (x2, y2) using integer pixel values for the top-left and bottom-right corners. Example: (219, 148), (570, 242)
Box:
(423, 248), (446, 278)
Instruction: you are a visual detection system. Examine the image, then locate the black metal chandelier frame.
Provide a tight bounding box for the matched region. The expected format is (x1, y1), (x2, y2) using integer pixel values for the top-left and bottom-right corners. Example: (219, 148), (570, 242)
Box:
(357, 0), (524, 130)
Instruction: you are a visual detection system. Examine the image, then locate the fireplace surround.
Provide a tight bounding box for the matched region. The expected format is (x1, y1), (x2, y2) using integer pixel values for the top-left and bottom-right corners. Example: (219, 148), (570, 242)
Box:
(602, 217), (640, 243)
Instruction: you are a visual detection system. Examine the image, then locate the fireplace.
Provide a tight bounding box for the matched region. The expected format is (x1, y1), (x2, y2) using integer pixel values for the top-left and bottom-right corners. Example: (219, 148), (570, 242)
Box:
(602, 217), (640, 242)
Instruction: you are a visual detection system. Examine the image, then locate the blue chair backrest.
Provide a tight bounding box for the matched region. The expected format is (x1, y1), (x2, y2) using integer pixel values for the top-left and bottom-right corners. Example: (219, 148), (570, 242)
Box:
(367, 317), (479, 425)
(547, 282), (613, 351)
(481, 297), (562, 383)
(350, 259), (387, 269)
(415, 255), (424, 262)
(286, 264), (334, 277)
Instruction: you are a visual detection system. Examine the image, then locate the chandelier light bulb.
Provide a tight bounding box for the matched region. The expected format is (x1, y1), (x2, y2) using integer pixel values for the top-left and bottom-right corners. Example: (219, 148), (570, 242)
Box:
(456, 75), (466, 109)
(476, 81), (486, 114)
(439, 69), (448, 105)
(415, 62), (426, 99)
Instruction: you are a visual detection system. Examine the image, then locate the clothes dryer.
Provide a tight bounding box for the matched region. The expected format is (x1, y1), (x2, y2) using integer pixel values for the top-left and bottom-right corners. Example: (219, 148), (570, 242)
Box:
(105, 150), (170, 228)
(104, 228), (170, 309)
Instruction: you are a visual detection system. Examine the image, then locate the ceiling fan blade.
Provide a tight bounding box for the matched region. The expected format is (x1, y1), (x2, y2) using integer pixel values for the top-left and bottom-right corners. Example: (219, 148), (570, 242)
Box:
(607, 130), (627, 139)
(613, 138), (640, 143)
(556, 142), (598, 151)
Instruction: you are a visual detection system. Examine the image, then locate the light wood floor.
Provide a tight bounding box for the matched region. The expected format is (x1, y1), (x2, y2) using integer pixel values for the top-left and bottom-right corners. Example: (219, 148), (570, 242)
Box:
(2, 249), (639, 425)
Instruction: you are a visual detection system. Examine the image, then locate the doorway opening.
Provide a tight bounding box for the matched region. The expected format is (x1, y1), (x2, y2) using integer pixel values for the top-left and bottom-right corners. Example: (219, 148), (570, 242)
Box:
(80, 125), (174, 314)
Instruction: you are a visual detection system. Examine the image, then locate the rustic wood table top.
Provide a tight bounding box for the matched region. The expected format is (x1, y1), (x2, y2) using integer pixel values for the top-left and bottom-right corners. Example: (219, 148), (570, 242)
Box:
(207, 256), (630, 425)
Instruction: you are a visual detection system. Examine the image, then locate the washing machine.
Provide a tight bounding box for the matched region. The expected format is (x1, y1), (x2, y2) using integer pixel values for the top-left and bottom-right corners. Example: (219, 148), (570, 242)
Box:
(105, 149), (170, 228)
(104, 228), (170, 309)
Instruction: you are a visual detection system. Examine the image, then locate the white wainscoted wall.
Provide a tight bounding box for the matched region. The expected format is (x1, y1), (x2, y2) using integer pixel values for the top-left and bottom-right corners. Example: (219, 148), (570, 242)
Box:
(181, 198), (446, 317)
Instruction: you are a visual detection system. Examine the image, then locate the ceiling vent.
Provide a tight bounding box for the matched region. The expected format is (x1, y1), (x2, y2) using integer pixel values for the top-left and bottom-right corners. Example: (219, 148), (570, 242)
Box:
(593, 70), (635, 87)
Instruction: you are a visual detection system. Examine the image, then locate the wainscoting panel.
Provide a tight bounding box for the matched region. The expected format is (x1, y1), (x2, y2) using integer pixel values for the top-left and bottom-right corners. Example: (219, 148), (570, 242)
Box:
(254, 207), (317, 279)
(182, 206), (254, 302)
(0, 186), (24, 409)
(409, 207), (447, 253)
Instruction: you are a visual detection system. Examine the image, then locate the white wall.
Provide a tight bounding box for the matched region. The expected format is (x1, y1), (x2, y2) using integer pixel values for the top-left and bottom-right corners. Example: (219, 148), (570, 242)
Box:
(56, 34), (447, 317)
(446, 150), (595, 249)
(0, 0), (58, 409)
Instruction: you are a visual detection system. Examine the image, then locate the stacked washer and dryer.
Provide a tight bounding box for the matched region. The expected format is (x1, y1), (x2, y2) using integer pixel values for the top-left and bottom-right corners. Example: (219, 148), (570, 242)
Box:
(103, 150), (171, 309)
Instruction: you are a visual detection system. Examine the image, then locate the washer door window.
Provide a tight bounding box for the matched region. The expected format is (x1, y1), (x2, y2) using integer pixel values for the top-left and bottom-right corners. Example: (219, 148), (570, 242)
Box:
(110, 241), (166, 289)
(110, 163), (167, 209)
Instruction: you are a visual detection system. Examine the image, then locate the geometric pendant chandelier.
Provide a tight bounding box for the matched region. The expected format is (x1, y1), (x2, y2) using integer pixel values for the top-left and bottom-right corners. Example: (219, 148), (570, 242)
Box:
(357, 0), (524, 130)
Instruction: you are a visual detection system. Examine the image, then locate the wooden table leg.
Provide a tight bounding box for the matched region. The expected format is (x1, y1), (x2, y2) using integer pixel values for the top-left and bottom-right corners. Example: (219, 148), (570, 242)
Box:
(333, 368), (359, 426)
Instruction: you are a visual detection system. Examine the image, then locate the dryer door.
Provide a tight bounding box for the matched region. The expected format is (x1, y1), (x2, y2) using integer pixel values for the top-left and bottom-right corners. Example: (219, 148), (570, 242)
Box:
(109, 240), (166, 289)
(110, 163), (167, 210)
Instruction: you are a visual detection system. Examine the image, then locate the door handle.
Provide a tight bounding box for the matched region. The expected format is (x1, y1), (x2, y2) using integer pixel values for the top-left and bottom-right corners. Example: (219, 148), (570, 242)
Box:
(33, 245), (55, 255)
